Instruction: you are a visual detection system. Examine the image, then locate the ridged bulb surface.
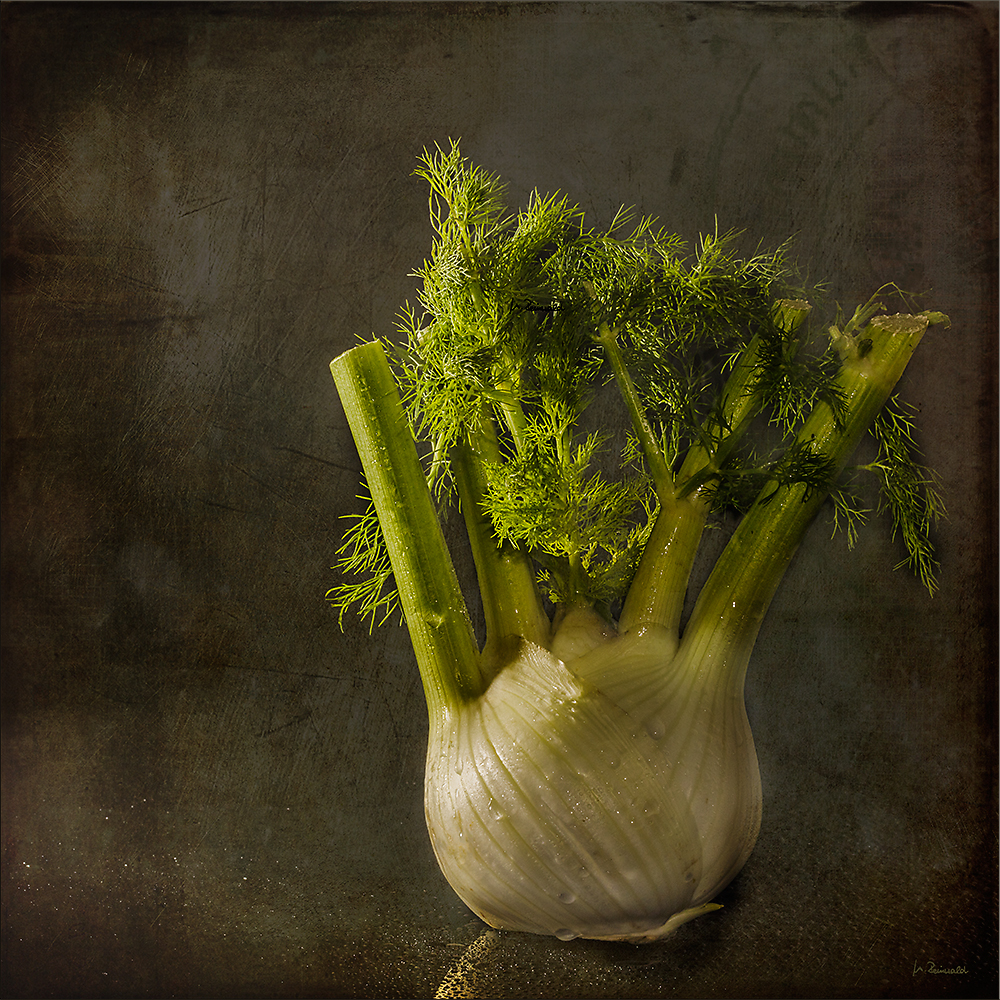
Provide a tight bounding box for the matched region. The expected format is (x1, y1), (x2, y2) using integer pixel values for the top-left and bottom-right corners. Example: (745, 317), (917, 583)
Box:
(423, 631), (761, 942)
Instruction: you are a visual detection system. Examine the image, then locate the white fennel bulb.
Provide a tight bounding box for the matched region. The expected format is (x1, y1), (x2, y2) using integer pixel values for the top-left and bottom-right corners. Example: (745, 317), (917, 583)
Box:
(423, 612), (760, 942)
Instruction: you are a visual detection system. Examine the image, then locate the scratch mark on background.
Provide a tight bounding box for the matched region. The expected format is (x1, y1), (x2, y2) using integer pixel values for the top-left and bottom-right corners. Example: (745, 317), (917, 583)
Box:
(272, 444), (358, 471)
(258, 710), (312, 738)
(266, 139), (359, 275)
(180, 197), (233, 218)
(853, 915), (892, 987)
(220, 662), (359, 684)
(9, 129), (72, 224)
(197, 496), (248, 514)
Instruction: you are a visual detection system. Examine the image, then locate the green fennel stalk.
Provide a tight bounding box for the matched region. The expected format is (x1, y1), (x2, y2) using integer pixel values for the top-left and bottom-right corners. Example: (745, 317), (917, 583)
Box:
(328, 140), (947, 942)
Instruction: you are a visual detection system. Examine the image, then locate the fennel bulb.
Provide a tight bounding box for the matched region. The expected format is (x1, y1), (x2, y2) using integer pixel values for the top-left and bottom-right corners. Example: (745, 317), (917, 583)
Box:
(329, 141), (946, 942)
(425, 621), (759, 942)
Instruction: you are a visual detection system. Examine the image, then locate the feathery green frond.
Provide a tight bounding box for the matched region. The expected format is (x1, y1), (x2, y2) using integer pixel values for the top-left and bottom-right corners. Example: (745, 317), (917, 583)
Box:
(868, 397), (945, 594)
(331, 141), (945, 627)
(326, 492), (400, 630)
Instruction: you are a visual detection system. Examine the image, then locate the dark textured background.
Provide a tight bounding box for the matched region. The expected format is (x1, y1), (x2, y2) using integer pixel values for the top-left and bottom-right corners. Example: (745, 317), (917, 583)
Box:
(2, 3), (997, 998)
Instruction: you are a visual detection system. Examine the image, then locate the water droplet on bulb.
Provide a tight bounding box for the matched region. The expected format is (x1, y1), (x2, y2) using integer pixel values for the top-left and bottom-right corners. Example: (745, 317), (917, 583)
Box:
(454, 758), (464, 775)
(557, 891), (575, 904)
(554, 928), (577, 941)
(644, 716), (665, 740)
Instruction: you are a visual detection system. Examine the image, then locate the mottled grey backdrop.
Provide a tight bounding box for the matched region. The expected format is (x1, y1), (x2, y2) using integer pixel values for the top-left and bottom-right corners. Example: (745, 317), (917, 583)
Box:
(2, 3), (996, 998)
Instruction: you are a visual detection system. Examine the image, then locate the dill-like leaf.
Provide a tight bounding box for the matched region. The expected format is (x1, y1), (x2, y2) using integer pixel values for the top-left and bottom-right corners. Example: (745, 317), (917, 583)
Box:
(481, 423), (652, 605)
(868, 397), (944, 594)
(828, 485), (869, 550)
(327, 491), (401, 631)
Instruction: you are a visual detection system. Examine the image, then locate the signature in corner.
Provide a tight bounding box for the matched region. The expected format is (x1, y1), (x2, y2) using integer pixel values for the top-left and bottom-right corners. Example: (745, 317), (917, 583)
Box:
(913, 960), (968, 976)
